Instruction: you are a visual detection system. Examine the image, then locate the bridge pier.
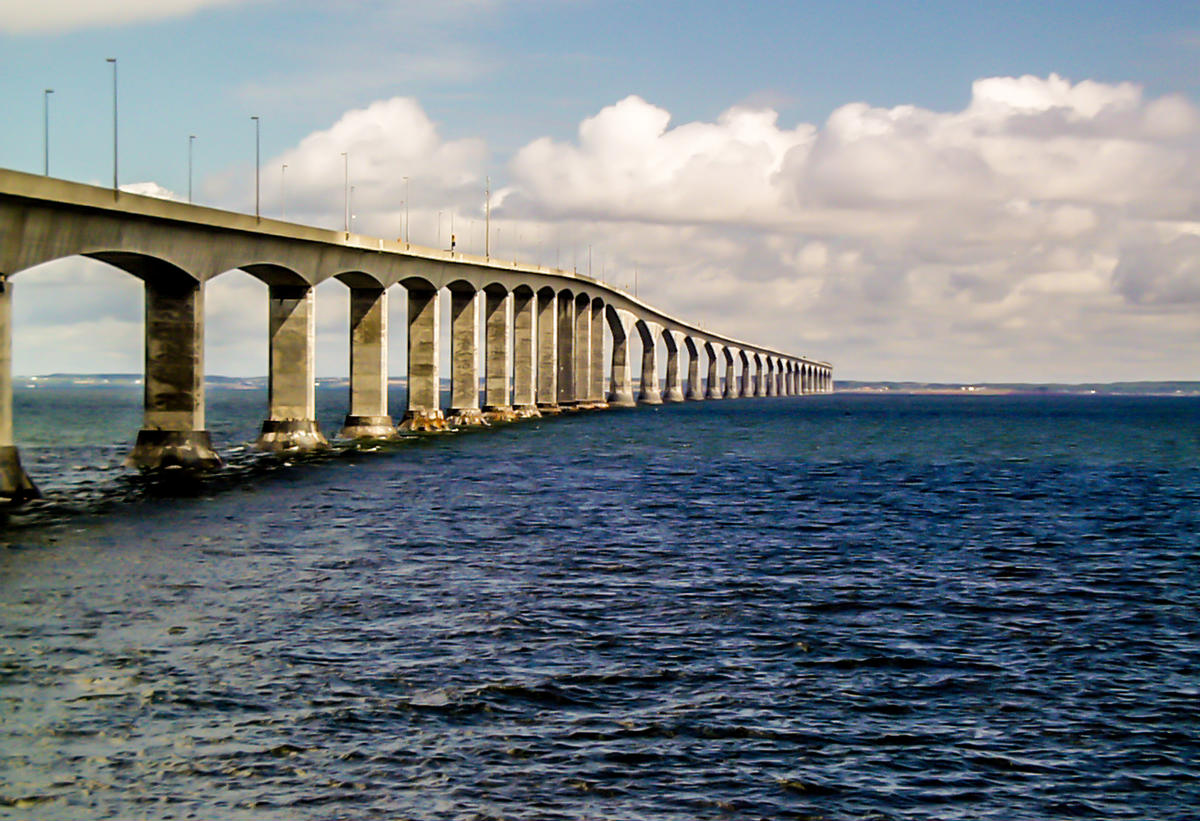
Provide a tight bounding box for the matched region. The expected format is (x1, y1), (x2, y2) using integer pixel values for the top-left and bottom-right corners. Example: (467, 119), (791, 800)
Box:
(722, 349), (737, 399)
(556, 291), (576, 409)
(573, 294), (596, 408)
(662, 330), (685, 402)
(685, 338), (704, 401)
(400, 282), (446, 431)
(511, 287), (540, 418)
(448, 285), (486, 427)
(536, 288), (559, 413)
(704, 343), (721, 400)
(481, 286), (516, 423)
(588, 299), (607, 408)
(637, 321), (663, 404)
(0, 276), (38, 501)
(129, 277), (222, 469)
(257, 284), (328, 451)
(340, 286), (396, 439)
(606, 307), (636, 407)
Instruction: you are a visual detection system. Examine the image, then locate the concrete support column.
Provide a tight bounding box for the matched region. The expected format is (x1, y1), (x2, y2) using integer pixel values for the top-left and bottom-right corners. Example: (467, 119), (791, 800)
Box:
(589, 300), (606, 407)
(536, 289), (559, 413)
(606, 307), (636, 407)
(637, 321), (663, 404)
(573, 294), (592, 408)
(511, 288), (540, 418)
(0, 275), (37, 501)
(340, 286), (396, 439)
(753, 356), (764, 397)
(556, 293), (576, 408)
(400, 283), (446, 431)
(482, 287), (516, 422)
(129, 277), (222, 469)
(258, 284), (329, 451)
(765, 360), (776, 397)
(448, 286), (485, 427)
(685, 339), (704, 401)
(776, 362), (785, 396)
(738, 352), (751, 398)
(662, 330), (685, 402)
(723, 350), (737, 399)
(704, 344), (722, 400)
(787, 364), (796, 396)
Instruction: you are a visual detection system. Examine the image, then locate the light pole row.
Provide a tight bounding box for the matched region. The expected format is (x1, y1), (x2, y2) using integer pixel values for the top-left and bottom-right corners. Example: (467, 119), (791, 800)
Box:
(39, 63), (428, 234)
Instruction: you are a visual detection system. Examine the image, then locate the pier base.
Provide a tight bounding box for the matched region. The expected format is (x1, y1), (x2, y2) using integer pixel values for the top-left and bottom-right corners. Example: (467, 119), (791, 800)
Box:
(448, 408), (489, 428)
(256, 419), (329, 452)
(607, 390), (636, 408)
(482, 405), (520, 424)
(339, 415), (397, 440)
(537, 403), (562, 415)
(0, 446), (38, 502)
(512, 404), (542, 419)
(399, 409), (450, 433)
(127, 429), (222, 470)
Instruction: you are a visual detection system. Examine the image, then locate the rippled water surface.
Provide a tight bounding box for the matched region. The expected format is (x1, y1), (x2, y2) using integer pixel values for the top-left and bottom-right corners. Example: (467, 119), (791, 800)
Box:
(2, 390), (1198, 819)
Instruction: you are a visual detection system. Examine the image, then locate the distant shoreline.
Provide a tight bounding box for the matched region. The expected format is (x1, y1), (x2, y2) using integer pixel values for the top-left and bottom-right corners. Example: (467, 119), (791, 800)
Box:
(15, 374), (1200, 397)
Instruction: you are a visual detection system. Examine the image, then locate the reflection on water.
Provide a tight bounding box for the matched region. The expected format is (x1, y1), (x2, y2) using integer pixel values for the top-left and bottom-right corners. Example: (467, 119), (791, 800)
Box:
(2, 392), (1198, 819)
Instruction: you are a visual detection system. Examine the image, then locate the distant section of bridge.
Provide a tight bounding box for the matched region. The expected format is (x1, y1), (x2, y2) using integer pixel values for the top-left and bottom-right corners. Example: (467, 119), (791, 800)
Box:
(0, 168), (832, 500)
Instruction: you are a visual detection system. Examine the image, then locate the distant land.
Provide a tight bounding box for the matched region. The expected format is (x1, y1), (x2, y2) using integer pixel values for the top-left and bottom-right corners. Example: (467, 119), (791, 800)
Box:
(16, 374), (1200, 396)
(836, 380), (1200, 396)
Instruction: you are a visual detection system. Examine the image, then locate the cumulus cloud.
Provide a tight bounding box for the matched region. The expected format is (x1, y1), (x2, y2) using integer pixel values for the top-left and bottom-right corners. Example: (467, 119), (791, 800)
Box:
(498, 75), (1200, 381)
(0, 0), (253, 33)
(208, 97), (488, 242)
(120, 181), (184, 201)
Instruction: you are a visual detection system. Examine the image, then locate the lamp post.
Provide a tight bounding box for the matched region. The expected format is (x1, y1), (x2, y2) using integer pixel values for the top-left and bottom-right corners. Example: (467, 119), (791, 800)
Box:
(485, 176), (491, 257)
(251, 116), (260, 220)
(341, 152), (349, 234)
(403, 176), (410, 243)
(106, 58), (117, 194)
(188, 135), (195, 203)
(43, 88), (53, 176)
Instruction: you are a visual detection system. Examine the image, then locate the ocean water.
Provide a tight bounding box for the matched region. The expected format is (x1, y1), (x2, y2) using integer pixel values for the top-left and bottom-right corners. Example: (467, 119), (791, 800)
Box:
(1, 389), (1198, 819)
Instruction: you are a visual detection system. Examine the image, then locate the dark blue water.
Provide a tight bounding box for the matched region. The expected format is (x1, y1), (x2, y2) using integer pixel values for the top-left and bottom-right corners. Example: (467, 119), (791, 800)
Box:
(2, 390), (1198, 819)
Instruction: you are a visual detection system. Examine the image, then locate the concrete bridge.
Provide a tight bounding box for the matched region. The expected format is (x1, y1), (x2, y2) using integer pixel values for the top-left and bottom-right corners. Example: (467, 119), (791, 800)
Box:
(0, 168), (833, 501)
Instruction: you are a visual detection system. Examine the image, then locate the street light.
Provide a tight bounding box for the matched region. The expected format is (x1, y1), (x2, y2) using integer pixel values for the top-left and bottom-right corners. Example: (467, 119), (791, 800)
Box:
(188, 135), (195, 203)
(341, 152), (349, 234)
(43, 88), (54, 176)
(106, 58), (117, 194)
(251, 116), (260, 220)
(403, 176), (409, 243)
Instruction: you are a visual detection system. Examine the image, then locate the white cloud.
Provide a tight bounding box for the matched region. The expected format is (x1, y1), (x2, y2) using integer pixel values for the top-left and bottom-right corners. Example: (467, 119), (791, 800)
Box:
(208, 97), (488, 240)
(120, 181), (185, 201)
(498, 75), (1200, 381)
(0, 0), (254, 34)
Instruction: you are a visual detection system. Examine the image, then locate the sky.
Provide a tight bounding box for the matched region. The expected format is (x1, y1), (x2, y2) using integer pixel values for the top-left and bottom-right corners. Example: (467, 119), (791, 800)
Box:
(2, 0), (1200, 382)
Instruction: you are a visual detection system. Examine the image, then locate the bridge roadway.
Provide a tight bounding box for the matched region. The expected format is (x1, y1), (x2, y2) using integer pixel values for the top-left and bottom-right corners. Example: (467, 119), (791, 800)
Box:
(0, 168), (833, 501)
